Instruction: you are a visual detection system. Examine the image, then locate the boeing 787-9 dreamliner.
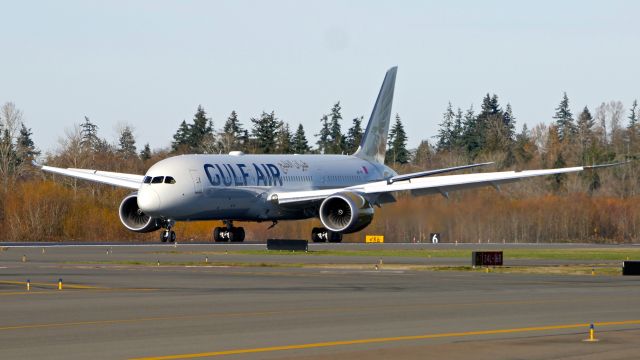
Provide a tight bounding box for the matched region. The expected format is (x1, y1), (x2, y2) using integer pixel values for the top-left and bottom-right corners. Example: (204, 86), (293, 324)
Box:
(35, 67), (613, 243)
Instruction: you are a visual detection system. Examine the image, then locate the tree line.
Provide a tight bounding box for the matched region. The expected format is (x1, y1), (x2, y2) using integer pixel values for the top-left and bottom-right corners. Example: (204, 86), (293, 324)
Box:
(1, 91), (639, 242)
(167, 102), (410, 165)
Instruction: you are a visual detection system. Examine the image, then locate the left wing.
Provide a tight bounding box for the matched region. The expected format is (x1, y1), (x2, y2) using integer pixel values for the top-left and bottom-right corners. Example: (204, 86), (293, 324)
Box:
(272, 164), (617, 205)
(34, 161), (143, 190)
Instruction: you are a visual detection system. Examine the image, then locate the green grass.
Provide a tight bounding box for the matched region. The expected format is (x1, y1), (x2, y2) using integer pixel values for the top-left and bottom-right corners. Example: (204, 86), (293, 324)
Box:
(65, 260), (623, 276)
(65, 260), (305, 268)
(157, 248), (640, 261)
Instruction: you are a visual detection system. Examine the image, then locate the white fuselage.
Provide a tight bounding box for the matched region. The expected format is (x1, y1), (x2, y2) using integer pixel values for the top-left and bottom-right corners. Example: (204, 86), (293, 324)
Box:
(137, 153), (397, 222)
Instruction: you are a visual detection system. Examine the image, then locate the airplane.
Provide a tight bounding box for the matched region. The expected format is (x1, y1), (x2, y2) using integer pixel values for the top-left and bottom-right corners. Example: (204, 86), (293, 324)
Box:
(35, 67), (618, 243)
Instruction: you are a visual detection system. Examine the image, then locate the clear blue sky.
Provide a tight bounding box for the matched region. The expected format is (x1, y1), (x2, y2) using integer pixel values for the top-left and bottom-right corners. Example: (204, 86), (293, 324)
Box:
(1, 0), (638, 153)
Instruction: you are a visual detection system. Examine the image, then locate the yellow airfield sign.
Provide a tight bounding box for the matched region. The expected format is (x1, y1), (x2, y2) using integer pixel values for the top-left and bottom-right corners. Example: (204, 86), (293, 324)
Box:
(365, 235), (384, 243)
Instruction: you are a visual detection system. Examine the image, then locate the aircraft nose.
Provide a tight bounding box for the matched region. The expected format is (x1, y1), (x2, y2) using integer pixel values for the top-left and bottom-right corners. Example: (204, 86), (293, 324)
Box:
(137, 188), (161, 213)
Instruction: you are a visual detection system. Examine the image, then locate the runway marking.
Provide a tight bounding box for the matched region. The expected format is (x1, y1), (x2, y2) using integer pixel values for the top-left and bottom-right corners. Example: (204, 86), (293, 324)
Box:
(0, 288), (156, 296)
(0, 280), (104, 290)
(0, 280), (156, 294)
(130, 319), (640, 360)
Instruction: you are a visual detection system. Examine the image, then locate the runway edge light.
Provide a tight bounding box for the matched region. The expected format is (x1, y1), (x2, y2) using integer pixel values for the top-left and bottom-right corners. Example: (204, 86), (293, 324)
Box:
(583, 323), (599, 342)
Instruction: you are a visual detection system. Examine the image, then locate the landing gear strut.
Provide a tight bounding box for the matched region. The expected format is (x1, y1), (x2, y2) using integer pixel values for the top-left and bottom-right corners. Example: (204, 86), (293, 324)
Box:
(213, 221), (245, 242)
(311, 227), (342, 243)
(160, 220), (176, 243)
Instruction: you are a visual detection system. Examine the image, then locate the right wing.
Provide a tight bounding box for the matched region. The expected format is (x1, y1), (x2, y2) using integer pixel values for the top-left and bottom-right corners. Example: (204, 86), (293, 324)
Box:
(273, 163), (622, 205)
(34, 161), (143, 190)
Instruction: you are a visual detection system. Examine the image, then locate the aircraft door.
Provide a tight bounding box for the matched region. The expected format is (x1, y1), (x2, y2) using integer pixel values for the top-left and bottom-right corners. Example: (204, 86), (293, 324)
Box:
(189, 169), (203, 194)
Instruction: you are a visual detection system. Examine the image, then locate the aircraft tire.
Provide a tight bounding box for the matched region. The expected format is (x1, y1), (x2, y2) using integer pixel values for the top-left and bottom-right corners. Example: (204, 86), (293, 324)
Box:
(232, 227), (245, 242)
(311, 227), (327, 243)
(169, 231), (176, 243)
(213, 227), (224, 242)
(160, 231), (169, 243)
(328, 231), (342, 243)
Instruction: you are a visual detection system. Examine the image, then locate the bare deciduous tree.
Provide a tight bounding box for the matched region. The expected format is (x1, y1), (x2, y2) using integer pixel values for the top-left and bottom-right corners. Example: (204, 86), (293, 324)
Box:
(0, 102), (22, 191)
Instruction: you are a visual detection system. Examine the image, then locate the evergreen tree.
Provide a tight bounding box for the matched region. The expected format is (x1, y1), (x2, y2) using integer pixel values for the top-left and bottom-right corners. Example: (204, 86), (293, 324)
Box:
(452, 107), (464, 148)
(220, 110), (245, 152)
(171, 120), (190, 152)
(315, 114), (331, 154)
(15, 123), (39, 165)
(436, 102), (455, 151)
(503, 103), (516, 140)
(117, 126), (137, 159)
(627, 100), (639, 154)
(551, 151), (567, 192)
(345, 116), (364, 154)
(186, 105), (214, 152)
(80, 116), (100, 151)
(464, 95), (499, 156)
(250, 111), (280, 154)
(385, 114), (410, 165)
(140, 143), (152, 161)
(553, 92), (576, 142)
(629, 100), (638, 129)
(275, 121), (293, 154)
(291, 124), (311, 154)
(328, 102), (345, 154)
(239, 130), (250, 152)
(460, 104), (477, 155)
(475, 94), (507, 154)
(577, 106), (595, 163)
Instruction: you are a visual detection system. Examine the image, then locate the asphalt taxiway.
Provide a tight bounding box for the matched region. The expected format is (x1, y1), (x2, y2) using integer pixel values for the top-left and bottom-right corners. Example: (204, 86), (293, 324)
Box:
(1, 243), (639, 359)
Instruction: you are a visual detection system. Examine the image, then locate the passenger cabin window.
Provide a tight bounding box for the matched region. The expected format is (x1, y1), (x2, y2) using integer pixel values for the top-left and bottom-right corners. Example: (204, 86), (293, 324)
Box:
(143, 176), (152, 184)
(151, 176), (164, 184)
(164, 176), (176, 184)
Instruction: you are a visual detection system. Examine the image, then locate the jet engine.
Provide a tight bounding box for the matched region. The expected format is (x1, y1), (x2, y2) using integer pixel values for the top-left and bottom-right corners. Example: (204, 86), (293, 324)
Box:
(319, 192), (374, 233)
(118, 193), (162, 233)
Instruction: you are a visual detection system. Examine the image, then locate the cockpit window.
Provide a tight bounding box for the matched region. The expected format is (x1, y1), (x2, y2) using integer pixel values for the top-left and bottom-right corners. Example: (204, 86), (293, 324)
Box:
(151, 176), (164, 184)
(164, 176), (176, 184)
(143, 176), (152, 184)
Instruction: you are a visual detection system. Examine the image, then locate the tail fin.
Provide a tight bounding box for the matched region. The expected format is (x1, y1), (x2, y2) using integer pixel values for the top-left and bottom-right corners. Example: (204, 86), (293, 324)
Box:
(353, 66), (397, 164)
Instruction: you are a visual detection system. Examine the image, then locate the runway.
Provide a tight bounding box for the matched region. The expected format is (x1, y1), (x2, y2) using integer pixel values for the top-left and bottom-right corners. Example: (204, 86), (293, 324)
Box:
(1, 243), (639, 359)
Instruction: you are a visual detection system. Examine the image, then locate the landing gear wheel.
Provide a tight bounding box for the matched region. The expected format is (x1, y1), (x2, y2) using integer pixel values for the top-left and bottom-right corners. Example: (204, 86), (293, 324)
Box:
(160, 230), (176, 243)
(311, 227), (342, 243)
(213, 227), (227, 242)
(231, 227), (245, 242)
(311, 227), (325, 243)
(213, 223), (245, 242)
(328, 232), (342, 243)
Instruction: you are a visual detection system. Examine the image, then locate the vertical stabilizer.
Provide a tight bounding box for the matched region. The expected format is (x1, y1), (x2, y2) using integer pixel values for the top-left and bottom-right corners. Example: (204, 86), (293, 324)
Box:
(353, 66), (397, 164)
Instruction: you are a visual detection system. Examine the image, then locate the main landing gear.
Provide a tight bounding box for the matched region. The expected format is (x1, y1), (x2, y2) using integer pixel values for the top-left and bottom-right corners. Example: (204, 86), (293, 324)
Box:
(311, 227), (342, 243)
(213, 221), (245, 242)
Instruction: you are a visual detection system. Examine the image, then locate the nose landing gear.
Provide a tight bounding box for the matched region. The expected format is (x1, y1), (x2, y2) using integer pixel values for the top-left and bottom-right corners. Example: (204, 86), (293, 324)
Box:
(160, 219), (176, 243)
(160, 229), (176, 243)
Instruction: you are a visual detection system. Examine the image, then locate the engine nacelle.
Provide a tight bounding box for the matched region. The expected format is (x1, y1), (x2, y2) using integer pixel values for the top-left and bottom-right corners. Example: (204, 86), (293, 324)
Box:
(118, 193), (162, 233)
(319, 192), (374, 234)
